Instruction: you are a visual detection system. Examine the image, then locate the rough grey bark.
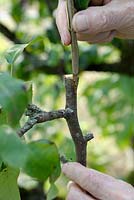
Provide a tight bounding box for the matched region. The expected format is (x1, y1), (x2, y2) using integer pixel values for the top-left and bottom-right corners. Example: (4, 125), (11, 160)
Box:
(18, 76), (93, 166)
(18, 104), (73, 137)
(64, 75), (92, 166)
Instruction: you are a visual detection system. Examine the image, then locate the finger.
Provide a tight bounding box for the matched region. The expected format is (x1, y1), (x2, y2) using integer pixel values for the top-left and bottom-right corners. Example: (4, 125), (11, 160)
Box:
(72, 4), (120, 35)
(76, 30), (116, 43)
(56, 0), (71, 45)
(88, 30), (116, 43)
(62, 162), (134, 200)
(67, 182), (97, 200)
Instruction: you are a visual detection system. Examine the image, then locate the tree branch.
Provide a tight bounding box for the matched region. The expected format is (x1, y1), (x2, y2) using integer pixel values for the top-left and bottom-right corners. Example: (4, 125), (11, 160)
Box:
(0, 23), (20, 43)
(64, 75), (92, 166)
(18, 78), (93, 166)
(63, 0), (91, 166)
(26, 60), (134, 76)
(18, 104), (73, 137)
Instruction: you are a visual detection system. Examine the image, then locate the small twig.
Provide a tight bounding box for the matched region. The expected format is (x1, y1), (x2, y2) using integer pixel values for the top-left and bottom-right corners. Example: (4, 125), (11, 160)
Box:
(84, 133), (94, 143)
(18, 104), (73, 137)
(18, 118), (37, 137)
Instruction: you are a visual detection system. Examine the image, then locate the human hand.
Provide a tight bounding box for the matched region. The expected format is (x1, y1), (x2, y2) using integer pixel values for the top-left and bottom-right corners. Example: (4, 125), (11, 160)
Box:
(62, 162), (134, 200)
(56, 0), (134, 45)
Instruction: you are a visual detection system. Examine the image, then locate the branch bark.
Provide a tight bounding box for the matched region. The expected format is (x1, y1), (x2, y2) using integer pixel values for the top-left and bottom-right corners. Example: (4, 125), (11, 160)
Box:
(64, 75), (92, 166)
(18, 104), (73, 137)
(18, 78), (93, 165)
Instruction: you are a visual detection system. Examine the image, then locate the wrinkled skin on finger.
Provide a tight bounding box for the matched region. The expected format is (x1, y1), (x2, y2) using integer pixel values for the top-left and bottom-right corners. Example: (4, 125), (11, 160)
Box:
(66, 182), (97, 200)
(62, 162), (134, 200)
(56, 0), (134, 44)
(56, 0), (106, 45)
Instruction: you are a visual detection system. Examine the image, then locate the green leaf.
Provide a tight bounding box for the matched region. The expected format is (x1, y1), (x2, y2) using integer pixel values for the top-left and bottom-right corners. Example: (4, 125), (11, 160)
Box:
(5, 44), (28, 64)
(0, 158), (2, 170)
(74, 0), (90, 10)
(47, 183), (58, 200)
(11, 2), (23, 23)
(49, 162), (61, 183)
(23, 139), (61, 181)
(0, 126), (29, 168)
(0, 166), (20, 200)
(119, 76), (134, 105)
(0, 162), (7, 172)
(0, 73), (31, 127)
(59, 138), (76, 162)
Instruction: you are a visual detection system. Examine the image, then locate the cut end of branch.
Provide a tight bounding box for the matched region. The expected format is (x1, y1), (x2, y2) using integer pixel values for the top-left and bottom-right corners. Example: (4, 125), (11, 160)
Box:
(64, 74), (79, 93)
(64, 74), (73, 79)
(64, 74), (78, 81)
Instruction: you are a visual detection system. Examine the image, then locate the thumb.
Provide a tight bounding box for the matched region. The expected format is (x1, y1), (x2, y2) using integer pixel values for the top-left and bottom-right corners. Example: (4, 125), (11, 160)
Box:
(72, 5), (118, 35)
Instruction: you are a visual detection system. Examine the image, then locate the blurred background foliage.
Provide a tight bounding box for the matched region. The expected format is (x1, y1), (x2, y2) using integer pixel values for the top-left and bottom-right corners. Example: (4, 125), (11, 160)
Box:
(0, 0), (134, 199)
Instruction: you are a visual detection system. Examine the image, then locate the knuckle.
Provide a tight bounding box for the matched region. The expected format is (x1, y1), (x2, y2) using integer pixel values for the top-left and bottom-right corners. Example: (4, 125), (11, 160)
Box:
(86, 8), (109, 34)
(105, 36), (113, 43)
(125, 1), (134, 14)
(103, 31), (115, 43)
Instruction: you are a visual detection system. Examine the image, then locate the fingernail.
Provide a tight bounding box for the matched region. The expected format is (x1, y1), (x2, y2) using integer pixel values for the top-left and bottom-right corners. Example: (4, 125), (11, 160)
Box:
(61, 34), (66, 45)
(61, 32), (71, 46)
(67, 181), (74, 190)
(73, 13), (88, 32)
(61, 37), (65, 45)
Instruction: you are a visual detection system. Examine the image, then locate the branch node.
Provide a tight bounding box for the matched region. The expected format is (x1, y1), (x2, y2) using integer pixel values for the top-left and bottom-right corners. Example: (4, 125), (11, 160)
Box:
(65, 108), (74, 118)
(25, 104), (42, 117)
(84, 133), (94, 143)
(60, 155), (69, 164)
